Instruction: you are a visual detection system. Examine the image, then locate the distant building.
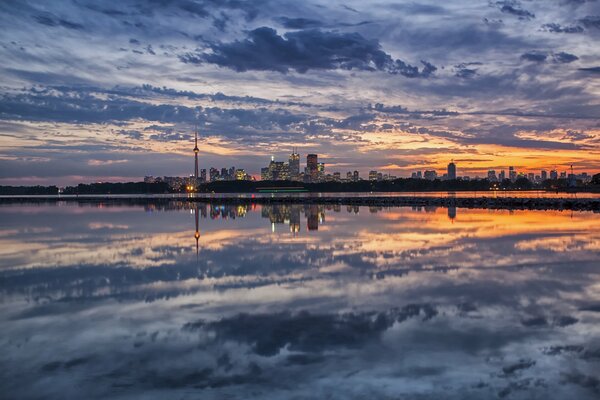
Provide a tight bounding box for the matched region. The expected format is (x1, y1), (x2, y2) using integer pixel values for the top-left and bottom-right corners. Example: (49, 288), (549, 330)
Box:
(550, 170), (558, 180)
(528, 173), (535, 182)
(509, 166), (516, 182)
(368, 170), (378, 181)
(307, 154), (318, 182)
(346, 171), (353, 181)
(447, 162), (456, 180)
(541, 170), (547, 181)
(353, 170), (359, 182)
(424, 170), (437, 180)
(498, 170), (506, 181)
(289, 150), (300, 180)
(487, 170), (497, 182)
(144, 176), (155, 183)
(333, 172), (341, 181)
(317, 162), (325, 181)
(262, 156), (290, 181)
(235, 169), (249, 180)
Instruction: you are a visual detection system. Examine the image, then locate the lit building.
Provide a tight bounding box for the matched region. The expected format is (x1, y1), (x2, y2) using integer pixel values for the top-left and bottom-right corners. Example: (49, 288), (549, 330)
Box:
(289, 150), (300, 180)
(369, 170), (378, 181)
(235, 169), (249, 180)
(306, 154), (318, 182)
(262, 157), (290, 181)
(447, 162), (457, 180)
(346, 171), (353, 181)
(317, 162), (325, 181)
(333, 172), (341, 181)
(353, 170), (359, 182)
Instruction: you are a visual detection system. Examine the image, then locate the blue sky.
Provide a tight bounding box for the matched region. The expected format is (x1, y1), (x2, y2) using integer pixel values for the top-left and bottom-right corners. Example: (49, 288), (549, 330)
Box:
(0, 0), (599, 184)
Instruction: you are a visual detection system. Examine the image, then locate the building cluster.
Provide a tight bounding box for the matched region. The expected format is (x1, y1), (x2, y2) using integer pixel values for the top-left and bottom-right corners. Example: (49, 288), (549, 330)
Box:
(408, 162), (591, 184)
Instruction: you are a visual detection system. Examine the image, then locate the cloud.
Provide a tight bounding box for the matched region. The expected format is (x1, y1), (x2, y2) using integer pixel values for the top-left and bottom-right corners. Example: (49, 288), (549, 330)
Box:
(541, 23), (584, 33)
(276, 17), (323, 29)
(180, 27), (437, 77)
(580, 15), (600, 29)
(579, 66), (600, 73)
(34, 13), (84, 30)
(553, 52), (579, 63)
(495, 1), (535, 20)
(521, 51), (547, 62)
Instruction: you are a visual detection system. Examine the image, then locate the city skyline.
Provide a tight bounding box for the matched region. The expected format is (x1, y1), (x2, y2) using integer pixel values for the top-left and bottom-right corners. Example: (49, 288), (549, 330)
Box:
(0, 0), (599, 186)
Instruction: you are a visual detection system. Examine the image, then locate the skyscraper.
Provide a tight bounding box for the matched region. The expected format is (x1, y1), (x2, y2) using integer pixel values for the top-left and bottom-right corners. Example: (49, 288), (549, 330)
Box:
(509, 166), (516, 182)
(307, 154), (318, 182)
(193, 129), (199, 183)
(447, 161), (456, 180)
(289, 150), (300, 180)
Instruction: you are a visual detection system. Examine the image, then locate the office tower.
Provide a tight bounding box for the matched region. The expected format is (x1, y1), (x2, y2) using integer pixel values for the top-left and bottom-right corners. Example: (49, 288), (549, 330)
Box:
(193, 129), (199, 183)
(550, 170), (558, 180)
(424, 170), (437, 180)
(209, 167), (219, 181)
(411, 172), (417, 179)
(228, 166), (236, 181)
(289, 150), (300, 180)
(487, 170), (497, 182)
(307, 154), (318, 182)
(416, 171), (422, 179)
(447, 161), (457, 180)
(346, 171), (352, 181)
(369, 170), (377, 181)
(317, 162), (325, 181)
(560, 171), (567, 179)
(541, 170), (547, 180)
(527, 173), (535, 181)
(200, 169), (207, 182)
(498, 170), (505, 181)
(235, 169), (247, 180)
(333, 172), (341, 182)
(353, 170), (359, 182)
(509, 166), (516, 182)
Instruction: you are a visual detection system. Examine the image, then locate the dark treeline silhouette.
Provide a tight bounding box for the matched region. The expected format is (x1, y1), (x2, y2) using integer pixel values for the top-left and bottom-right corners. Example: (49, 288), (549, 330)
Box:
(61, 182), (171, 194)
(1, 173), (599, 195)
(0, 185), (59, 195)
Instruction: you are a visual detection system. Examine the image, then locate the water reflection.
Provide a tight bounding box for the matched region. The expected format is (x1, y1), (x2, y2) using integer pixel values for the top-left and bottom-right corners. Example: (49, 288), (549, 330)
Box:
(0, 202), (599, 399)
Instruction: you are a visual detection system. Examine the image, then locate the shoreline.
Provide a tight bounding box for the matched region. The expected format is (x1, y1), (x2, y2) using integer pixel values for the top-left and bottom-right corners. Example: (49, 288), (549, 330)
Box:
(1, 195), (599, 211)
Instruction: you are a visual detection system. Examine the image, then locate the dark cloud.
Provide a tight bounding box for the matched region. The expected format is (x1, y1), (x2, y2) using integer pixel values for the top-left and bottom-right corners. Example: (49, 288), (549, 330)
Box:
(553, 52), (579, 63)
(521, 51), (547, 62)
(276, 16), (323, 29)
(180, 27), (437, 77)
(578, 66), (600, 73)
(541, 23), (584, 33)
(34, 13), (84, 30)
(496, 1), (535, 20)
(580, 15), (600, 29)
(502, 359), (536, 375)
(184, 305), (438, 356)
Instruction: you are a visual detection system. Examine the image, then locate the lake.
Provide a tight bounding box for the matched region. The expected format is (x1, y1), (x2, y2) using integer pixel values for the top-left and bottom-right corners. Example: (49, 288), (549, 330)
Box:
(1, 202), (599, 399)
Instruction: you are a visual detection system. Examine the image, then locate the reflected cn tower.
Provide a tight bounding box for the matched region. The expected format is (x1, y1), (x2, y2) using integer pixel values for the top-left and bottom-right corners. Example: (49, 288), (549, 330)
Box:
(193, 128), (199, 182)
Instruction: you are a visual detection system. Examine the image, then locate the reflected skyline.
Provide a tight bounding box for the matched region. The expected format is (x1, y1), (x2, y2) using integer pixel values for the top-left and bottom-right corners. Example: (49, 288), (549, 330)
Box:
(1, 203), (599, 399)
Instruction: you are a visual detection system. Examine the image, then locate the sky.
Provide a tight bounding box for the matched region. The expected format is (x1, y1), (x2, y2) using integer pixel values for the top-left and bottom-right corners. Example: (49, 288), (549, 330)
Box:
(0, 0), (599, 185)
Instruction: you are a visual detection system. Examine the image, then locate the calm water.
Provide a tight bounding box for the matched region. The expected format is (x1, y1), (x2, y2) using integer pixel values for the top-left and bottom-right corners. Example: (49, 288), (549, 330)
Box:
(1, 202), (599, 399)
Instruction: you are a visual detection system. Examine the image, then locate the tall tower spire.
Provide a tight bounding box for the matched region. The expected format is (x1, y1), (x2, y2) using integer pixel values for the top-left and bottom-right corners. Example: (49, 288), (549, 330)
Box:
(193, 127), (199, 183)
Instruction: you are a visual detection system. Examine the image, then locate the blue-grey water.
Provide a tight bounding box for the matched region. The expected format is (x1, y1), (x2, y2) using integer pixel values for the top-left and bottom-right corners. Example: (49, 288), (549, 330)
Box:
(1, 202), (599, 399)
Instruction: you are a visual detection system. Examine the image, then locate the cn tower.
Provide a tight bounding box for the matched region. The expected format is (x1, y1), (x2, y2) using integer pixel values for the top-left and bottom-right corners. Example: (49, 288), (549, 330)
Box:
(193, 128), (199, 182)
